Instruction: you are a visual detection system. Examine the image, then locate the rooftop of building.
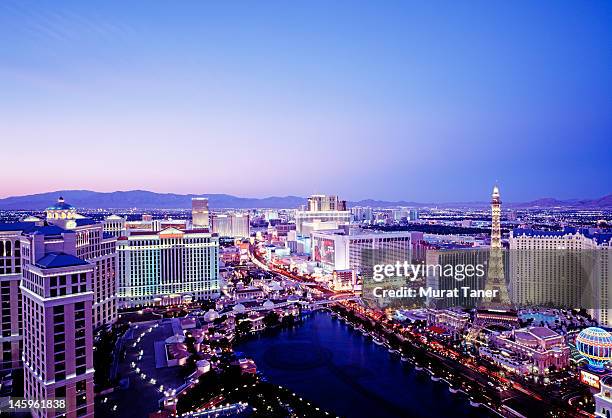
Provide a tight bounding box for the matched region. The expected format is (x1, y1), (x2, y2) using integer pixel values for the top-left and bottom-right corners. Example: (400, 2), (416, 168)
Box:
(313, 227), (412, 238)
(513, 227), (612, 245)
(122, 228), (217, 238)
(75, 218), (98, 227)
(35, 252), (89, 269)
(476, 308), (518, 317)
(21, 215), (42, 222)
(0, 221), (78, 238)
(188, 228), (211, 233)
(126, 230), (158, 236)
(0, 221), (40, 233)
(236, 286), (263, 293)
(527, 326), (560, 339)
(32, 225), (73, 236)
(46, 197), (75, 211)
(428, 243), (482, 251)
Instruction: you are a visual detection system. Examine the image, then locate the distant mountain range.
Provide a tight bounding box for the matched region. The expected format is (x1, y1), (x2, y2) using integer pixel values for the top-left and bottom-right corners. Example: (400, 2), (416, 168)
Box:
(0, 190), (610, 210)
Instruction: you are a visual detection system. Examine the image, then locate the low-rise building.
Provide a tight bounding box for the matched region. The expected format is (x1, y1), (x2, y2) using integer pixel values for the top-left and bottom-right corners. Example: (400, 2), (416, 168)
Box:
(426, 309), (470, 333)
(234, 286), (265, 302)
(474, 308), (519, 328)
(595, 375), (612, 417)
(331, 269), (355, 292)
(488, 326), (570, 374)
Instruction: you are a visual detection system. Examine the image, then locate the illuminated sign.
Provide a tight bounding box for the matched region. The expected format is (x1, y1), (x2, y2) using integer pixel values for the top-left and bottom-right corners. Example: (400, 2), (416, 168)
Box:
(314, 238), (335, 265)
(580, 370), (601, 389)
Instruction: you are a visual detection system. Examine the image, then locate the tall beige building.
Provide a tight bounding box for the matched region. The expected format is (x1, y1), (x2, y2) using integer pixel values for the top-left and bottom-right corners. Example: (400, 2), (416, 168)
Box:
(0, 224), (28, 372)
(20, 239), (95, 418)
(45, 198), (118, 328)
(210, 213), (250, 238)
(0, 197), (117, 383)
(426, 247), (489, 309)
(296, 194), (351, 234)
(192, 197), (210, 229)
(117, 227), (220, 306)
(509, 228), (612, 326)
(0, 197), (118, 418)
(307, 194), (347, 211)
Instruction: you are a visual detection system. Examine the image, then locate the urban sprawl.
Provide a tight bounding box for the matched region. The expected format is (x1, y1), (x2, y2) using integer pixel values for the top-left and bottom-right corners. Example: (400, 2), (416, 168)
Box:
(0, 187), (611, 418)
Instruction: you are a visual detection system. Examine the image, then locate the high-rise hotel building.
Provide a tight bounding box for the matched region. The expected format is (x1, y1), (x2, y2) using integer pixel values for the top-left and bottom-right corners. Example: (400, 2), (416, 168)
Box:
(20, 227), (95, 418)
(192, 197), (210, 229)
(0, 197), (117, 417)
(0, 223), (27, 372)
(45, 198), (118, 328)
(510, 227), (612, 325)
(310, 227), (412, 306)
(351, 206), (373, 223)
(425, 247), (490, 309)
(117, 227), (220, 307)
(295, 194), (351, 235)
(311, 227), (412, 274)
(210, 213), (250, 238)
(307, 194), (347, 212)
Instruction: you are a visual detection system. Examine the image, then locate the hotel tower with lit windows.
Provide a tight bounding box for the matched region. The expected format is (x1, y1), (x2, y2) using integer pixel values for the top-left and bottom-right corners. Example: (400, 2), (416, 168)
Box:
(44, 198), (118, 329)
(0, 197), (117, 417)
(20, 230), (95, 418)
(116, 227), (220, 307)
(510, 227), (612, 326)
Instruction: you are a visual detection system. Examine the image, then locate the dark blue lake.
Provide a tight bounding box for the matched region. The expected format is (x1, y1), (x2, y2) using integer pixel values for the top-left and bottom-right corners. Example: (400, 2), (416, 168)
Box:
(236, 311), (495, 418)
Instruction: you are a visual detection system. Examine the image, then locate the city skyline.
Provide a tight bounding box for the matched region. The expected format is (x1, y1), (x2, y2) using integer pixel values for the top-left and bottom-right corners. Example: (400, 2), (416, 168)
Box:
(1, 1), (611, 201)
(1, 189), (611, 417)
(0, 187), (611, 210)
(2, 2), (612, 417)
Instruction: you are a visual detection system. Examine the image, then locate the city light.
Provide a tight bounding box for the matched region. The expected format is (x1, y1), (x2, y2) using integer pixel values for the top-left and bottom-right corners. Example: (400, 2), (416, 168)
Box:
(0, 3), (609, 416)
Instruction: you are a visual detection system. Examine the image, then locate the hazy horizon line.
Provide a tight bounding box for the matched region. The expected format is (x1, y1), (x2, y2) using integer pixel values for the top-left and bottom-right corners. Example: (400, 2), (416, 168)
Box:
(0, 187), (609, 204)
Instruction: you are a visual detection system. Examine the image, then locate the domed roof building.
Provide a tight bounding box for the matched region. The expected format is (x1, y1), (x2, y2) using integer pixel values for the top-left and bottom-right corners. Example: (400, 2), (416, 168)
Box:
(46, 197), (77, 220)
(269, 281), (283, 292)
(263, 300), (275, 310)
(576, 327), (612, 371)
(232, 303), (246, 314)
(203, 309), (220, 322)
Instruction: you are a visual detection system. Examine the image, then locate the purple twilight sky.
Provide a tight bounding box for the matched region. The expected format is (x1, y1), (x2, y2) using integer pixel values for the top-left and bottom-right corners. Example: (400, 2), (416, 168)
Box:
(0, 1), (610, 202)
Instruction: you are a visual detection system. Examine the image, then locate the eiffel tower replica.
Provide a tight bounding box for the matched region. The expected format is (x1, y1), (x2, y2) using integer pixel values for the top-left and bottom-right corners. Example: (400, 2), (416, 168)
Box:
(482, 185), (510, 308)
